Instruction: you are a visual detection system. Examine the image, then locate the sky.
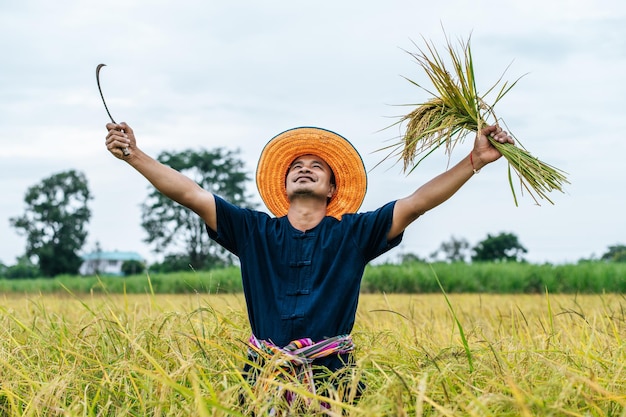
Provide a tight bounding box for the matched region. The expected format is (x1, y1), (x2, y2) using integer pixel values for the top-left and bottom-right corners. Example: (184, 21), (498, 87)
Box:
(1, 0), (625, 267)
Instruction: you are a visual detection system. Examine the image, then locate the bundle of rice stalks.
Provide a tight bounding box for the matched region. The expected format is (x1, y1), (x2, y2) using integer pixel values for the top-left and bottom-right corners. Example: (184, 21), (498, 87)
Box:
(381, 34), (569, 206)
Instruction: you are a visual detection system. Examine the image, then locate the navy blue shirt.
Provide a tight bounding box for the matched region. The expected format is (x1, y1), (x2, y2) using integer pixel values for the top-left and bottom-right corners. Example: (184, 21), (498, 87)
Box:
(207, 196), (403, 349)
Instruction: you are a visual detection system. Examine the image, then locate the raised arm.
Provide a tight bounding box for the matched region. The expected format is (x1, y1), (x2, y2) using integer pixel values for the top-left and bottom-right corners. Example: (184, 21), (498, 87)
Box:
(105, 122), (217, 231)
(387, 125), (513, 240)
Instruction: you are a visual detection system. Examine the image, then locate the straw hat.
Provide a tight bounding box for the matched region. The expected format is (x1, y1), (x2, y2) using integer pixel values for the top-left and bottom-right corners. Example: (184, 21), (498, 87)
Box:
(256, 127), (367, 219)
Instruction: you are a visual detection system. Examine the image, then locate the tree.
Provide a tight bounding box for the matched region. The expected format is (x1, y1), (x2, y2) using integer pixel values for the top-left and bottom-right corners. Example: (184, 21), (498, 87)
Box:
(10, 170), (92, 277)
(430, 235), (471, 263)
(141, 148), (253, 270)
(471, 232), (527, 262)
(3, 255), (40, 279)
(121, 259), (146, 276)
(398, 252), (426, 264)
(601, 244), (626, 262)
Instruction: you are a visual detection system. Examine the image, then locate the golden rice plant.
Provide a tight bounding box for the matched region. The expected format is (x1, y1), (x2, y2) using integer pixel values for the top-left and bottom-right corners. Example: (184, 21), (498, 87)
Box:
(1, 292), (624, 416)
(382, 33), (569, 206)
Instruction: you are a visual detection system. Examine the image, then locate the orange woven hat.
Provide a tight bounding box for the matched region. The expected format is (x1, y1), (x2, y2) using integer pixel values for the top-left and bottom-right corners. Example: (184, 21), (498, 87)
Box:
(256, 127), (367, 219)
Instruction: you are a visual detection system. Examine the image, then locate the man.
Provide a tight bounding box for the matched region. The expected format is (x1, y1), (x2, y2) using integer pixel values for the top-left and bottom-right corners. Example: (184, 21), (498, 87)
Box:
(105, 122), (513, 405)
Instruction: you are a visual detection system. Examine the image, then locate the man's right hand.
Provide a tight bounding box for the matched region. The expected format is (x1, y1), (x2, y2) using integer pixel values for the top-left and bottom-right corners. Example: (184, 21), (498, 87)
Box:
(105, 122), (134, 159)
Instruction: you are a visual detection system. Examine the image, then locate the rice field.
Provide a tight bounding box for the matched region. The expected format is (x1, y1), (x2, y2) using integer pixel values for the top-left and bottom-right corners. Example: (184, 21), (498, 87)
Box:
(1, 292), (624, 416)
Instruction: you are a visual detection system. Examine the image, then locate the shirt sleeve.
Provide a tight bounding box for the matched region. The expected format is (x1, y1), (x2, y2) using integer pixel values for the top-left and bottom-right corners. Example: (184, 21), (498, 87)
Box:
(346, 200), (404, 262)
(205, 195), (255, 256)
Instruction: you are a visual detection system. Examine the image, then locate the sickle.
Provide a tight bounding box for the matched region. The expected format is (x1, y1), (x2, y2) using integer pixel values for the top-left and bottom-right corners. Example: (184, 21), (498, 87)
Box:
(96, 64), (117, 123)
(96, 64), (129, 156)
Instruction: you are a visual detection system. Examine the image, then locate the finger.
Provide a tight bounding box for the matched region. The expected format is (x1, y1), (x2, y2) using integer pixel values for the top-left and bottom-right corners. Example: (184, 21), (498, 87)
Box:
(480, 125), (498, 136)
(106, 144), (126, 159)
(493, 131), (515, 145)
(106, 124), (123, 138)
(105, 137), (128, 150)
(118, 122), (133, 135)
(106, 129), (126, 141)
(106, 122), (129, 132)
(106, 130), (130, 146)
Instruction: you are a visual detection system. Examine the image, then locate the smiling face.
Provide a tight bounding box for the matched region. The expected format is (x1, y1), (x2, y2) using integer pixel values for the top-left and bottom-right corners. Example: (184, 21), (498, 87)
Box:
(285, 154), (336, 204)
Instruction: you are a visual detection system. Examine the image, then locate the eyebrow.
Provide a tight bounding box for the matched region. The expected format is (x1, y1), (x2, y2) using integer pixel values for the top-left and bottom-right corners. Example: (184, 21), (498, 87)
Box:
(290, 158), (327, 168)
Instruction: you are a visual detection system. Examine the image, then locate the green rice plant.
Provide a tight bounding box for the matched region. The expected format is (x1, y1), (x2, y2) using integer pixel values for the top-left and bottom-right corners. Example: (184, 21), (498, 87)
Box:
(380, 32), (569, 206)
(2, 261), (626, 295)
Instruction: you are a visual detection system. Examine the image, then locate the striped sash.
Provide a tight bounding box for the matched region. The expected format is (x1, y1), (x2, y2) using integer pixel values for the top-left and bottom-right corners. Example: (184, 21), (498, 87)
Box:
(247, 334), (355, 406)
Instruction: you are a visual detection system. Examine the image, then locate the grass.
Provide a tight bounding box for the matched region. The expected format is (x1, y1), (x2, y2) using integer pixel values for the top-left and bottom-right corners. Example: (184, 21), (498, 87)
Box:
(1, 292), (624, 416)
(2, 261), (626, 295)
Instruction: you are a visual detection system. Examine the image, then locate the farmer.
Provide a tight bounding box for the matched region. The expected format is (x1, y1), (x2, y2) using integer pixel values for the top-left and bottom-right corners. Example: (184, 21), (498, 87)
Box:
(105, 122), (513, 404)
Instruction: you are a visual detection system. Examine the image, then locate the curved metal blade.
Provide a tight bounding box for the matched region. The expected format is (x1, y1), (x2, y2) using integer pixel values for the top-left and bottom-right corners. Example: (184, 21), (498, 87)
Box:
(96, 63), (116, 124)
(96, 64), (129, 156)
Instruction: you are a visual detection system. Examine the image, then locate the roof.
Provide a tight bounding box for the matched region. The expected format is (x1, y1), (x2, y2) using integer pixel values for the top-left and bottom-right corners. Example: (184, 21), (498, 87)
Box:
(81, 251), (144, 262)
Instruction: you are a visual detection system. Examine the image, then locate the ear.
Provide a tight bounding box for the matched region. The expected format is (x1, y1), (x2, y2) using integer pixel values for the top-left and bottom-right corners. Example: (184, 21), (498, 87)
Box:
(327, 183), (336, 199)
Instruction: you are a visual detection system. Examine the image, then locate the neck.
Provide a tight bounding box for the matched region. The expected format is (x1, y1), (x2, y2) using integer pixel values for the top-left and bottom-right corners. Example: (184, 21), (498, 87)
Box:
(286, 199), (327, 231)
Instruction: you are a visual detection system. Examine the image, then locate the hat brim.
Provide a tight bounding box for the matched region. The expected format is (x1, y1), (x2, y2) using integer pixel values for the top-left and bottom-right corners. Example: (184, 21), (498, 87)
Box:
(256, 127), (367, 219)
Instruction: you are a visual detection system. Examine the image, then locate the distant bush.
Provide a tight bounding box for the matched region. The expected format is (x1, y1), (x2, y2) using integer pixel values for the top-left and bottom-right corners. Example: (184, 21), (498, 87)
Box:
(0, 256), (41, 279)
(121, 260), (146, 276)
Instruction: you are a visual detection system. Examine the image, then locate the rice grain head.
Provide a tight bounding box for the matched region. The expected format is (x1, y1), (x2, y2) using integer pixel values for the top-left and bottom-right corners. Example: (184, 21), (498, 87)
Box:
(380, 33), (569, 205)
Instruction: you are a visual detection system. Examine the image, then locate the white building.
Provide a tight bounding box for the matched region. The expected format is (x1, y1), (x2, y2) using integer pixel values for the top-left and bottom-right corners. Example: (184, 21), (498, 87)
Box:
(79, 251), (144, 276)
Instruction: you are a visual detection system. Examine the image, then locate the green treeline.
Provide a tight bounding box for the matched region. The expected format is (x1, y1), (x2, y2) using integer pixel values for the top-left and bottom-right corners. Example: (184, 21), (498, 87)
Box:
(1, 261), (624, 294)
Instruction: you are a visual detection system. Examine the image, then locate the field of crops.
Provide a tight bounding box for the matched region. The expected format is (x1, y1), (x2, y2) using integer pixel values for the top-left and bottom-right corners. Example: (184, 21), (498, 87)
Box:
(2, 261), (626, 294)
(1, 292), (624, 416)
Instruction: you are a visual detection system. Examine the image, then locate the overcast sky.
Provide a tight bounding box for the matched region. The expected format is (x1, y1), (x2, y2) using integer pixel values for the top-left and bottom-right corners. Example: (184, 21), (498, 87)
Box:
(1, 0), (625, 267)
